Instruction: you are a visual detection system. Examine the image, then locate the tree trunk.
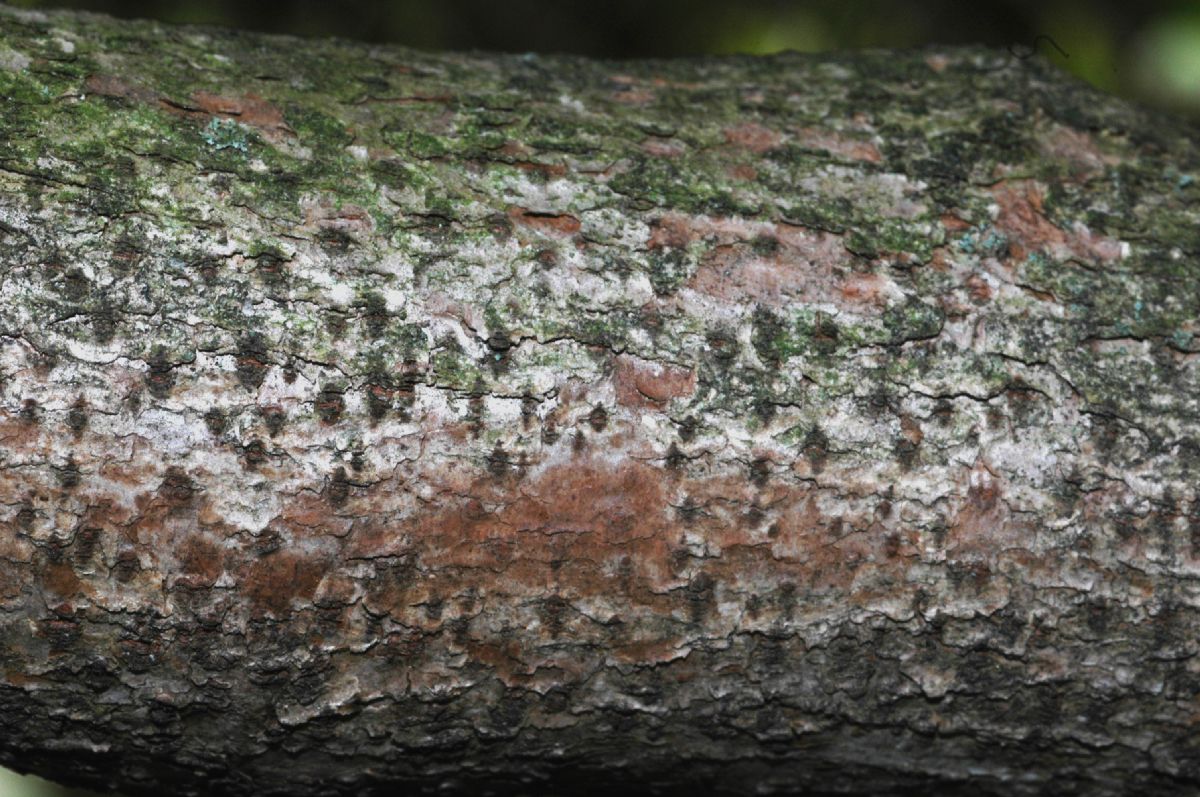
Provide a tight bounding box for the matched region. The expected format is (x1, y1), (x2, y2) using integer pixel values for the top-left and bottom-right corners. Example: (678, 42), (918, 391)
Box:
(1, 5), (1198, 796)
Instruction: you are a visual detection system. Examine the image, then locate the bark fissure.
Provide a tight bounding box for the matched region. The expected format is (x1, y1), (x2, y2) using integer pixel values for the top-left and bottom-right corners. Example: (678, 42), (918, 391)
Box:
(0, 4), (1199, 797)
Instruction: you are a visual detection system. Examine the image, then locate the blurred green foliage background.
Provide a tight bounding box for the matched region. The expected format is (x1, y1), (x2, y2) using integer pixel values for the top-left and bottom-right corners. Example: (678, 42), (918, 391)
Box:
(0, 0), (1197, 795)
(6, 0), (1200, 117)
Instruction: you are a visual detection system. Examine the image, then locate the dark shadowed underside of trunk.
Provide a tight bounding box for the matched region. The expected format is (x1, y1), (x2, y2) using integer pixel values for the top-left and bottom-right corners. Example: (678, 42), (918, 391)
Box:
(1, 4), (1199, 796)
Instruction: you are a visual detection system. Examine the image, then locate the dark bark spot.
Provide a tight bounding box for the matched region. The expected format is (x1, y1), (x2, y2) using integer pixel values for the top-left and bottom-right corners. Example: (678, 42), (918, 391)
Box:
(20, 398), (40, 424)
(316, 227), (353, 253)
(58, 268), (91, 303)
(894, 437), (919, 471)
(253, 249), (289, 287)
(146, 345), (175, 399)
(204, 407), (228, 437)
(71, 526), (101, 567)
(91, 302), (117, 343)
(328, 466), (350, 507)
(520, 392), (538, 430)
(812, 313), (840, 353)
(243, 438), (268, 468)
(236, 333), (270, 390)
(676, 496), (700, 525)
(158, 467), (196, 505)
(665, 442), (686, 471)
(315, 385), (345, 424)
(539, 594), (569, 636)
(571, 429), (586, 454)
(244, 551), (324, 617)
(116, 639), (157, 674)
(705, 328), (738, 364)
(686, 572), (715, 624)
(751, 305), (785, 367)
(486, 443), (512, 479)
(753, 396), (776, 425)
(15, 502), (36, 531)
(541, 417), (560, 445)
(37, 618), (81, 651)
(54, 455), (80, 490)
(365, 371), (394, 423)
(802, 426), (829, 473)
(66, 396), (88, 438)
(361, 291), (388, 339)
(749, 456), (771, 487)
(260, 404), (286, 436)
(1190, 504), (1200, 558)
(588, 403), (608, 432)
(112, 550), (140, 583)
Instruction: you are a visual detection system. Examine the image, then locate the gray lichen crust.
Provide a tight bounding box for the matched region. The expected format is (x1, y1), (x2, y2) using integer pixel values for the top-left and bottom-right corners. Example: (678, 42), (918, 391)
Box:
(1, 4), (1199, 796)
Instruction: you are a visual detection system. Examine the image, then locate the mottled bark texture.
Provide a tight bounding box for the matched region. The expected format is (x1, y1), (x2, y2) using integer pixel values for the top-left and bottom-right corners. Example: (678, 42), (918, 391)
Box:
(0, 5), (1199, 797)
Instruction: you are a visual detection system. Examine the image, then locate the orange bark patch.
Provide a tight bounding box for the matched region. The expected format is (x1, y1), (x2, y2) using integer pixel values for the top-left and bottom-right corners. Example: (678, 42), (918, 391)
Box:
(612, 354), (697, 408)
(508, 207), (581, 236)
(792, 126), (883, 163)
(189, 91), (295, 143)
(173, 535), (224, 589)
(686, 233), (852, 309)
(84, 74), (158, 104)
(990, 180), (1124, 264)
(85, 77), (296, 145)
(723, 122), (783, 153)
(946, 462), (1031, 560)
(640, 138), (686, 158)
(838, 273), (890, 307)
(42, 561), (82, 599)
(940, 212), (972, 232)
(648, 212), (872, 310)
(1037, 124), (1120, 179)
(300, 196), (375, 237)
(727, 163), (758, 181)
(242, 551), (326, 617)
(964, 273), (993, 303)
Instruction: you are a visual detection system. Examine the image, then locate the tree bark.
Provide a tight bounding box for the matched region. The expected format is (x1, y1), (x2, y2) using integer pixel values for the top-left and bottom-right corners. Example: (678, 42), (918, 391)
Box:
(1, 4), (1199, 796)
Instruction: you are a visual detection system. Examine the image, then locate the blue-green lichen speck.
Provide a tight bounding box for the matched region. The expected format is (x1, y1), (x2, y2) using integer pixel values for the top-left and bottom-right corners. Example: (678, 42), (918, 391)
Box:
(955, 225), (1008, 257)
(203, 117), (248, 152)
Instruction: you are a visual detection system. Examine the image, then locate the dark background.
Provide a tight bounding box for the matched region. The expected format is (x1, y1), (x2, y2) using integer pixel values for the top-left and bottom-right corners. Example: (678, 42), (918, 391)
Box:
(5, 0), (1200, 118)
(0, 0), (1197, 795)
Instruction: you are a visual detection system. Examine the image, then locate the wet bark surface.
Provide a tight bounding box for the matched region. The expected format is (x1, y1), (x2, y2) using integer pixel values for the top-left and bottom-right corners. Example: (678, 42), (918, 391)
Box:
(1, 4), (1199, 796)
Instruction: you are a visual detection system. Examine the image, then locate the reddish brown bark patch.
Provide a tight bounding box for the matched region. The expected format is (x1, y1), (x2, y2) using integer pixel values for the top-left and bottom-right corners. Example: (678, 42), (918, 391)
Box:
(174, 536), (224, 589)
(508, 207), (581, 236)
(639, 138), (686, 158)
(188, 91), (295, 143)
(85, 77), (295, 145)
(612, 354), (697, 409)
(792, 126), (882, 163)
(990, 180), (1124, 264)
(1037, 123), (1120, 180)
(723, 122), (783, 153)
(242, 551), (326, 617)
(84, 74), (158, 104)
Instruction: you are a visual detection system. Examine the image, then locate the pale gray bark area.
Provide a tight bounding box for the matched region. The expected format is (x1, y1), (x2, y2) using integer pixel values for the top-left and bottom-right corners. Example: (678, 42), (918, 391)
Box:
(1, 4), (1199, 796)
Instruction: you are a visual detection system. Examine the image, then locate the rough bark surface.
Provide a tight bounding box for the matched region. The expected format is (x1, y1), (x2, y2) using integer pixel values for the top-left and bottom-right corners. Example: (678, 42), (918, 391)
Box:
(1, 4), (1199, 796)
